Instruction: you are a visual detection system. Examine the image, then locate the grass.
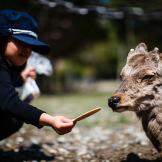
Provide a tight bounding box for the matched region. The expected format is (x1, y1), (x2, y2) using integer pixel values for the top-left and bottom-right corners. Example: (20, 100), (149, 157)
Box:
(32, 92), (135, 127)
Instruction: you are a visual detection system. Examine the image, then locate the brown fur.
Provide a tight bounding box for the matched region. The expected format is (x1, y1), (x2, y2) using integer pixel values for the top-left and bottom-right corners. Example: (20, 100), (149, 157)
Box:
(109, 43), (162, 153)
(128, 54), (147, 68)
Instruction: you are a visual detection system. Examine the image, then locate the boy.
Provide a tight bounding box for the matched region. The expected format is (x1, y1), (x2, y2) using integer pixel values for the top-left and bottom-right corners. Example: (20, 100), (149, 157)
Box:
(0, 9), (75, 140)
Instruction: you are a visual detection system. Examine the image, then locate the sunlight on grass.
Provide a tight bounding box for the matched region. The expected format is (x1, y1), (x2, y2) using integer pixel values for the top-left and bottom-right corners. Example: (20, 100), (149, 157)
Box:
(32, 92), (135, 127)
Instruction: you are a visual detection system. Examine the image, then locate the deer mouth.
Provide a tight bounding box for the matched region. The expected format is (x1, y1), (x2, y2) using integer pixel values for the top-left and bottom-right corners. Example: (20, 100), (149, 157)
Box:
(113, 105), (130, 112)
(111, 102), (133, 112)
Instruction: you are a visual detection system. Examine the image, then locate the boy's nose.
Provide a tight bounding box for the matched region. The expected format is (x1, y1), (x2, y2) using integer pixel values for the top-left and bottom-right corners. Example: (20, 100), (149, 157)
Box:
(108, 96), (121, 109)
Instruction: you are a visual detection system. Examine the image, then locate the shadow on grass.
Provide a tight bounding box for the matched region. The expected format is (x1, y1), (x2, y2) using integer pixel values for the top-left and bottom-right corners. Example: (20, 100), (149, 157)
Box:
(0, 144), (54, 162)
(121, 153), (160, 162)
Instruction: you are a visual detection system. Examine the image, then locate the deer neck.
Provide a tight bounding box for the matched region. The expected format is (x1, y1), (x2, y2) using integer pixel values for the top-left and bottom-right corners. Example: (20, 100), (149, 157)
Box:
(135, 81), (162, 152)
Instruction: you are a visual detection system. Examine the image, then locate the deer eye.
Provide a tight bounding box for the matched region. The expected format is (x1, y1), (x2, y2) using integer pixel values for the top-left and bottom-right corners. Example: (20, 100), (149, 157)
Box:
(142, 74), (154, 81)
(119, 75), (123, 80)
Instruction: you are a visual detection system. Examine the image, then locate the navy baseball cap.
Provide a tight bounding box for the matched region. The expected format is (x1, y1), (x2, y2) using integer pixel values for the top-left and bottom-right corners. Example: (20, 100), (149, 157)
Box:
(0, 9), (50, 54)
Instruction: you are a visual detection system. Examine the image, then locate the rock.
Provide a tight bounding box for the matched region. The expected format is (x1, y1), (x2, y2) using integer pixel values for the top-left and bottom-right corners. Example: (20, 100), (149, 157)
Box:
(57, 148), (70, 156)
(16, 137), (24, 143)
(42, 144), (57, 154)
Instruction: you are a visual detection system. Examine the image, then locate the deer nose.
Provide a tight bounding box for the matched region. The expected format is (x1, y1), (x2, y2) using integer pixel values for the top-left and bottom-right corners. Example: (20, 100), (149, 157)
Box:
(108, 96), (121, 109)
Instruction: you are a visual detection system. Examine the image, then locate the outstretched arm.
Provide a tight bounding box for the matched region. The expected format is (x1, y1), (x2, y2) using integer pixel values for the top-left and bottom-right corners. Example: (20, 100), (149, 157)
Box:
(39, 113), (75, 135)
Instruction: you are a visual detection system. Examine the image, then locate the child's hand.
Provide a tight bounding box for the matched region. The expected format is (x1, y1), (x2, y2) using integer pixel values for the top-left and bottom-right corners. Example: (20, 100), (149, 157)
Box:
(39, 113), (75, 135)
(21, 67), (37, 81)
(51, 116), (74, 135)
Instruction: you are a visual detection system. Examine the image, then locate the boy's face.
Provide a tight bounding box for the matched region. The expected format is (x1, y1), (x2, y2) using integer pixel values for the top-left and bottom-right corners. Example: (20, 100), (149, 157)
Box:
(5, 38), (32, 66)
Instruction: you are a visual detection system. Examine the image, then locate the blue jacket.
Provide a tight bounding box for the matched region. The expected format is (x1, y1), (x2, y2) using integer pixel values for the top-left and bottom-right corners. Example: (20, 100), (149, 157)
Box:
(0, 58), (44, 128)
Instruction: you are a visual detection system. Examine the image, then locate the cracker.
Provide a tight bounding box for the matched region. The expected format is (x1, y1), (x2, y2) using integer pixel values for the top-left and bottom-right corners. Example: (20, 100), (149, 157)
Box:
(73, 107), (101, 123)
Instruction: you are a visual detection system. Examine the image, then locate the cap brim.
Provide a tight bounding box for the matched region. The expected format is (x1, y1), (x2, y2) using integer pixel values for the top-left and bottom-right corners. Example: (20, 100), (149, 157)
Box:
(12, 35), (50, 55)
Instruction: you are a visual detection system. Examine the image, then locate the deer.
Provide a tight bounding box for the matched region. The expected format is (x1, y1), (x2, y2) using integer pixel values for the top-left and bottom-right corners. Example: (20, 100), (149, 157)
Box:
(108, 43), (162, 154)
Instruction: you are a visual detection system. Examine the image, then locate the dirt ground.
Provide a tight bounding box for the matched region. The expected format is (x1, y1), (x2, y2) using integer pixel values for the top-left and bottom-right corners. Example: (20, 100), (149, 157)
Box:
(0, 124), (161, 162)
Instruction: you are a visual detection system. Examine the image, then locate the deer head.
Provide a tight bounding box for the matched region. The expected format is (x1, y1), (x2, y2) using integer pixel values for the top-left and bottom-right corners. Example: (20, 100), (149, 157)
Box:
(108, 43), (162, 113)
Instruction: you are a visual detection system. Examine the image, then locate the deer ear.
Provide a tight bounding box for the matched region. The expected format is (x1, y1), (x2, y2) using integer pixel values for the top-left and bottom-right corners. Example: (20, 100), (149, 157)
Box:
(150, 47), (160, 63)
(152, 47), (159, 53)
(128, 43), (147, 58)
(134, 43), (147, 54)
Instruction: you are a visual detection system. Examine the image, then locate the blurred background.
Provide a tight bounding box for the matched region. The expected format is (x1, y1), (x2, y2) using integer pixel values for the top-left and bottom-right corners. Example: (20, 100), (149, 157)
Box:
(1, 0), (162, 126)
(1, 2), (162, 161)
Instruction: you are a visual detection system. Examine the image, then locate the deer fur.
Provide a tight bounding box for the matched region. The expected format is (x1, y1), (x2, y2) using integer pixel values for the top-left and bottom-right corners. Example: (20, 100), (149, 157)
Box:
(109, 43), (162, 152)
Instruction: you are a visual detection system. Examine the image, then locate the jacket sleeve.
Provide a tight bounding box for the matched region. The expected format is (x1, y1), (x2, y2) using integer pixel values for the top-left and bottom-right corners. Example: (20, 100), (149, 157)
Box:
(12, 64), (26, 87)
(12, 72), (24, 87)
(0, 65), (44, 128)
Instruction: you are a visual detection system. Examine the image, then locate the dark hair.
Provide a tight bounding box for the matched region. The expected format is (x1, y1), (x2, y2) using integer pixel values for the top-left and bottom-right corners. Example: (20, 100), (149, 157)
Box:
(0, 36), (9, 57)
(0, 35), (26, 70)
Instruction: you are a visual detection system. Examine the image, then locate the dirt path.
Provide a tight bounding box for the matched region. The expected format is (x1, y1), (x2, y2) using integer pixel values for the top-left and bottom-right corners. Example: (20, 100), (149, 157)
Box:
(0, 124), (160, 162)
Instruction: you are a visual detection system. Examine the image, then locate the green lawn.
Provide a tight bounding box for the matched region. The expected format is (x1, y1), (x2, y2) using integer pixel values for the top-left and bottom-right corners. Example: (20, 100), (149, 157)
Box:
(32, 92), (134, 127)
